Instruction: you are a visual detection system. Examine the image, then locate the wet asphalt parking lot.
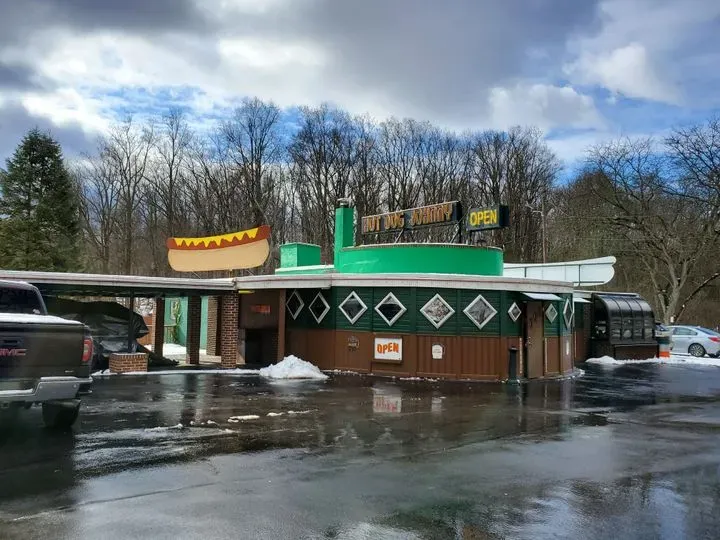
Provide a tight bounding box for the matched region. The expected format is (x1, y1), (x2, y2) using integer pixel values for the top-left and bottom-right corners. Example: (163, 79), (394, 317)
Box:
(2, 364), (720, 539)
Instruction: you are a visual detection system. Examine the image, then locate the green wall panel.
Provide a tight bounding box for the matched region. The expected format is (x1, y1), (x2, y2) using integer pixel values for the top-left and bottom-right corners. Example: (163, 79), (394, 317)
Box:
(458, 290), (501, 336)
(335, 287), (373, 332)
(415, 288), (459, 336)
(372, 287), (415, 333)
(543, 301), (561, 337)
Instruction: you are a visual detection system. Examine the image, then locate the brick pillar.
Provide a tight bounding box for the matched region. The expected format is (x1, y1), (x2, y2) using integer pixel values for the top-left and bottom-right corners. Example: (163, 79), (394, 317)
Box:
(152, 297), (165, 356)
(220, 294), (239, 369)
(277, 289), (286, 362)
(206, 296), (220, 356)
(187, 296), (202, 365)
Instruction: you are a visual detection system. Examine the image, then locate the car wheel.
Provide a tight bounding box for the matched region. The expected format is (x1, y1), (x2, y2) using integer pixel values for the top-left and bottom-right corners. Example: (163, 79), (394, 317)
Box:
(42, 400), (80, 430)
(688, 343), (706, 358)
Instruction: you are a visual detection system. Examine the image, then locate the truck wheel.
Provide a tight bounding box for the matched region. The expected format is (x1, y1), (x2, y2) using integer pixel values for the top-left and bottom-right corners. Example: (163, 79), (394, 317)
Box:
(42, 400), (80, 429)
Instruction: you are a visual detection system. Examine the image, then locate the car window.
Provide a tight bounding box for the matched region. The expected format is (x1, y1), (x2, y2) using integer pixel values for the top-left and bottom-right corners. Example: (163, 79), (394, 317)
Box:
(0, 287), (43, 314)
(697, 327), (720, 337)
(673, 327), (694, 336)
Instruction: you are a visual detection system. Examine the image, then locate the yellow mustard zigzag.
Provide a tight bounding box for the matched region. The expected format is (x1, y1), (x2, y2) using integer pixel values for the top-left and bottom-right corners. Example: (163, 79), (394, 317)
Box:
(173, 227), (260, 248)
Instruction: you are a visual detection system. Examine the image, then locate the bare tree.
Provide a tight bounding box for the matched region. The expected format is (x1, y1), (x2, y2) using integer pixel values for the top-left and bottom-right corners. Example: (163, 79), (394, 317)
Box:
(77, 151), (120, 273)
(586, 137), (720, 323)
(101, 118), (155, 274)
(289, 104), (362, 259)
(223, 98), (283, 228)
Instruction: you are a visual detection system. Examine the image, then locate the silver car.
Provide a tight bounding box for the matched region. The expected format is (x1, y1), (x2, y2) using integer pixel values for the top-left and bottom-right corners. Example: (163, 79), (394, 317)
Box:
(668, 325), (720, 357)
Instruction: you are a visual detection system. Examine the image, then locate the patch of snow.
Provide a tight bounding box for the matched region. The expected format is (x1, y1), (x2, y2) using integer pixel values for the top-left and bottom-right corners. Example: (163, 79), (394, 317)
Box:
(146, 343), (207, 356)
(325, 369), (362, 375)
(259, 355), (329, 380)
(267, 412), (284, 417)
(287, 410), (313, 415)
(586, 354), (720, 368)
(0, 313), (83, 325)
(399, 377), (439, 382)
(119, 369), (259, 376)
(91, 369), (113, 377)
(206, 420), (218, 426)
(145, 423), (184, 432)
(228, 415), (260, 422)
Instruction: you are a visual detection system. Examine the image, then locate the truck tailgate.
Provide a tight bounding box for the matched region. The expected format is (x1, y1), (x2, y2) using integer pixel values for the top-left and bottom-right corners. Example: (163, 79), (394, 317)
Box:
(0, 316), (89, 382)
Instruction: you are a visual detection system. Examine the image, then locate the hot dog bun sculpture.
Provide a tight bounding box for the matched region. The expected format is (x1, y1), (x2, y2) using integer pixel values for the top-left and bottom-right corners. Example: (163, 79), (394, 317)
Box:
(167, 225), (271, 272)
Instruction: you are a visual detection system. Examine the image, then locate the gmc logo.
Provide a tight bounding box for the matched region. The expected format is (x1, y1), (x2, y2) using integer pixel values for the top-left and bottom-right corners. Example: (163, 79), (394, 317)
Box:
(0, 348), (27, 357)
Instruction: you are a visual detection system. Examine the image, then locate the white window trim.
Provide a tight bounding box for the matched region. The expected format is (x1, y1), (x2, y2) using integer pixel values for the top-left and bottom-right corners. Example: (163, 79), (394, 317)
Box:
(563, 298), (573, 329)
(339, 291), (368, 325)
(309, 292), (330, 323)
(508, 301), (522, 323)
(374, 292), (407, 327)
(463, 294), (498, 331)
(546, 303), (558, 324)
(420, 293), (456, 329)
(286, 290), (304, 320)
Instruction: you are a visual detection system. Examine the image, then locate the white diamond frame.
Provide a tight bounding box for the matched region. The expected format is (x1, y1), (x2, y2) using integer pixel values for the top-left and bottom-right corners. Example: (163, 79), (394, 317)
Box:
(420, 293), (456, 329)
(508, 302), (522, 323)
(286, 290), (304, 320)
(463, 294), (498, 330)
(563, 298), (573, 329)
(309, 292), (330, 323)
(546, 303), (558, 323)
(374, 292), (407, 327)
(339, 291), (368, 325)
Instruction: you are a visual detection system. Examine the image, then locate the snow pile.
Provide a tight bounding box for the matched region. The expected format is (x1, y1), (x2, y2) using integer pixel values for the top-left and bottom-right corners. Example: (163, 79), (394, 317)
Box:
(586, 356), (658, 366)
(267, 412), (284, 417)
(228, 415), (260, 423)
(586, 355), (720, 367)
(145, 423), (185, 432)
(146, 343), (208, 357)
(259, 355), (329, 380)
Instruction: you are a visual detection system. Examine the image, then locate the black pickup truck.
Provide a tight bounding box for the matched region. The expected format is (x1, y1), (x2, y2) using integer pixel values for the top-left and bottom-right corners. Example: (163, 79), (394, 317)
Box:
(0, 280), (93, 429)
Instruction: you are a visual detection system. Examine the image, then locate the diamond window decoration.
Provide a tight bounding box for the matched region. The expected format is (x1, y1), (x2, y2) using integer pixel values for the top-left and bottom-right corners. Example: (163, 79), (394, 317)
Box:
(463, 294), (497, 330)
(563, 299), (573, 329)
(545, 303), (558, 323)
(286, 290), (304, 320)
(374, 293), (407, 327)
(420, 294), (455, 329)
(339, 291), (368, 325)
(309, 292), (330, 323)
(508, 302), (522, 323)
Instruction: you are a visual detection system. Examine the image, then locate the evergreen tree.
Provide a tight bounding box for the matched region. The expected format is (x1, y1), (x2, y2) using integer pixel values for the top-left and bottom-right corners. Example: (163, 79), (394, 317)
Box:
(0, 129), (80, 271)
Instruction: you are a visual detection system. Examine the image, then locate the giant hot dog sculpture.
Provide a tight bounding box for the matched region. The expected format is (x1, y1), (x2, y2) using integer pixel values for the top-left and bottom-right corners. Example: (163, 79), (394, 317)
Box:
(167, 225), (271, 272)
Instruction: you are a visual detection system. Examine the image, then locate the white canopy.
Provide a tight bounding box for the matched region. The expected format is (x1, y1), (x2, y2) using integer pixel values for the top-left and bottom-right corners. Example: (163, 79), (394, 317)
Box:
(504, 256), (616, 287)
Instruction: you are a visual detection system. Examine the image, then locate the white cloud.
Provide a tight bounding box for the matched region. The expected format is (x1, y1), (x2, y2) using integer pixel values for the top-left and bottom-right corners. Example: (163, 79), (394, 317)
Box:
(488, 84), (603, 131)
(566, 42), (678, 104)
(564, 0), (720, 104)
(21, 88), (110, 133)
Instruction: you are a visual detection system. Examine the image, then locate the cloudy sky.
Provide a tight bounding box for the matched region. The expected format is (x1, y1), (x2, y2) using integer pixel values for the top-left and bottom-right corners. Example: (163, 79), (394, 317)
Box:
(0, 0), (718, 164)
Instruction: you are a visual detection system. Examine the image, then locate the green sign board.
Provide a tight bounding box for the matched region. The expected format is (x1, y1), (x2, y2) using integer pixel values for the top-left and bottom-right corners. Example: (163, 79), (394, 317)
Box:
(466, 205), (510, 232)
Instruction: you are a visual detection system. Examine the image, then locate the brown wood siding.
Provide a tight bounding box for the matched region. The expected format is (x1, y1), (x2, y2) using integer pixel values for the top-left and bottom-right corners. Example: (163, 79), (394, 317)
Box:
(574, 331), (588, 364)
(416, 335), (459, 377)
(286, 330), (307, 362)
(545, 337), (561, 375)
(334, 330), (371, 372)
(240, 290), (280, 329)
(459, 336), (510, 380)
(371, 334), (416, 377)
(560, 335), (573, 374)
